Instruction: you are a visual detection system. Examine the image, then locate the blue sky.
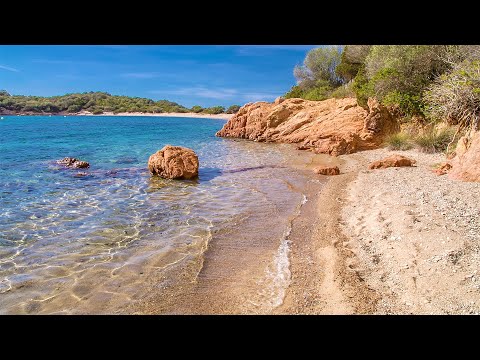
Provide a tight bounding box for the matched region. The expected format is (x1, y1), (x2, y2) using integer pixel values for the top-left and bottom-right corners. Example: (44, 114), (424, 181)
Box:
(0, 45), (318, 108)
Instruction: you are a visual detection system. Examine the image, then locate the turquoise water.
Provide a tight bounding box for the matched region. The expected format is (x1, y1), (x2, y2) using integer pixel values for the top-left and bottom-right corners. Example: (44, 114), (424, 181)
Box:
(0, 115), (318, 314)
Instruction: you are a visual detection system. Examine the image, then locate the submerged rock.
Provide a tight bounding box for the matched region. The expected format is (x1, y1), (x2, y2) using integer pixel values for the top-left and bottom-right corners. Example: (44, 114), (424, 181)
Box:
(56, 157), (90, 169)
(449, 130), (480, 182)
(216, 97), (399, 156)
(148, 145), (199, 180)
(314, 165), (340, 175)
(368, 155), (416, 169)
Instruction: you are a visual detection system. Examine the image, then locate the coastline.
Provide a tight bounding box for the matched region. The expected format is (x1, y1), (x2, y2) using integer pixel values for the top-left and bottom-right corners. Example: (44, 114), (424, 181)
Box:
(1, 112), (233, 120)
(76, 111), (233, 120)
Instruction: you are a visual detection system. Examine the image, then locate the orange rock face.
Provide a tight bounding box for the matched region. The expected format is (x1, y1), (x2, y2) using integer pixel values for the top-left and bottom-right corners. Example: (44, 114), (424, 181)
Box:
(148, 145), (199, 180)
(449, 131), (480, 182)
(368, 155), (416, 169)
(216, 97), (399, 156)
(314, 165), (340, 175)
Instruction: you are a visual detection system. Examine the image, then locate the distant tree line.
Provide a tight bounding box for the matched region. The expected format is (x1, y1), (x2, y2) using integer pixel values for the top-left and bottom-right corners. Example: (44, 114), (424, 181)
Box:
(0, 91), (241, 116)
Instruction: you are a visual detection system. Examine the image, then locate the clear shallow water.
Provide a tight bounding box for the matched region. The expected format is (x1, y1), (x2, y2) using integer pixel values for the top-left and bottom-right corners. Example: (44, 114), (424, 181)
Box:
(0, 115), (321, 314)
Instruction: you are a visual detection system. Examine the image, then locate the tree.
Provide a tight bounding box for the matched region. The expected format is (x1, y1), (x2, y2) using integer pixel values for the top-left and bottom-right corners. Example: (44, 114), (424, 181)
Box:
(335, 45), (371, 82)
(191, 105), (203, 113)
(226, 105), (240, 114)
(359, 45), (464, 115)
(0, 90), (10, 97)
(203, 106), (225, 114)
(294, 46), (343, 89)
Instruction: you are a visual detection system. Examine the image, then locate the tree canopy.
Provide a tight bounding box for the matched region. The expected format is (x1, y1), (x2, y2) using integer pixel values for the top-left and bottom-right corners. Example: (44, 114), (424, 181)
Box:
(0, 91), (239, 116)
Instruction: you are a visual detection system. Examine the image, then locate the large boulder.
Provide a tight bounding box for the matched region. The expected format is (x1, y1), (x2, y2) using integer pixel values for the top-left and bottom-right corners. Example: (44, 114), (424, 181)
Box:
(216, 97), (399, 156)
(368, 155), (416, 169)
(148, 145), (199, 180)
(449, 130), (480, 182)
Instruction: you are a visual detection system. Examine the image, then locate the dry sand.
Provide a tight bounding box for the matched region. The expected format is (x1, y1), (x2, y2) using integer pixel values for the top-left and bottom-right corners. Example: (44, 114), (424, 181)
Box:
(76, 111), (233, 120)
(279, 147), (480, 314)
(340, 148), (480, 314)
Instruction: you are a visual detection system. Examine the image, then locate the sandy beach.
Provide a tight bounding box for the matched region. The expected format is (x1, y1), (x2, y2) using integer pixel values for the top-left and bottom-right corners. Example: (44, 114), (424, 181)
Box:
(113, 145), (480, 315)
(76, 111), (233, 120)
(276, 148), (480, 315)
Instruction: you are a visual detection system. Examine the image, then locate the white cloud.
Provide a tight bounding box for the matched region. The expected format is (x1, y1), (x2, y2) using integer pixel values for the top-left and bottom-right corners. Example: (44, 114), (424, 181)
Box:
(242, 92), (279, 102)
(153, 87), (238, 100)
(151, 87), (280, 102)
(0, 64), (19, 72)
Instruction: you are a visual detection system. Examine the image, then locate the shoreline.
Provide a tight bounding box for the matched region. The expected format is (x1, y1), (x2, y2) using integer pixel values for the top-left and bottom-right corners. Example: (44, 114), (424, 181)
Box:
(0, 112), (233, 120)
(77, 111), (233, 120)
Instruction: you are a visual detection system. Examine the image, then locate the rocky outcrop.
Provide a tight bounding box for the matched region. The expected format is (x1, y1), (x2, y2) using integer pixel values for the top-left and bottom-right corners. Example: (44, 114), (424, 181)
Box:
(314, 165), (340, 175)
(216, 97), (399, 156)
(368, 155), (416, 169)
(148, 145), (199, 180)
(56, 157), (90, 168)
(449, 131), (480, 182)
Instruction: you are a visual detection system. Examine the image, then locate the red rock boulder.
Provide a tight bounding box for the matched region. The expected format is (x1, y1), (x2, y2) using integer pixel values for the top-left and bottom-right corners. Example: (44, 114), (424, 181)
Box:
(148, 145), (199, 180)
(314, 165), (340, 175)
(368, 155), (416, 169)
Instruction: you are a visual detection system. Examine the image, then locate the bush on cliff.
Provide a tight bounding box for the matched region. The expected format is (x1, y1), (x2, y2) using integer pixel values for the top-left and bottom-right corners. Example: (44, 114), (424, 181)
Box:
(424, 59), (480, 132)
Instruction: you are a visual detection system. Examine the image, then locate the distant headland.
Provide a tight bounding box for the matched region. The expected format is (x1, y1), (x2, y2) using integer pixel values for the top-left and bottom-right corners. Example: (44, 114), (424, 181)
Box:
(0, 90), (240, 117)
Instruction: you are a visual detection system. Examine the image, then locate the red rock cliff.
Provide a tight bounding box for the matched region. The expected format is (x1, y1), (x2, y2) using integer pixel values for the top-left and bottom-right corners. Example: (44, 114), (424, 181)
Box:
(449, 130), (480, 182)
(216, 97), (399, 156)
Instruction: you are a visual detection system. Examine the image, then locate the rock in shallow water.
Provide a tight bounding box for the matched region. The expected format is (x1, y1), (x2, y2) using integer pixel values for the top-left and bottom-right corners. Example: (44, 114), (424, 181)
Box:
(56, 157), (90, 169)
(148, 145), (199, 180)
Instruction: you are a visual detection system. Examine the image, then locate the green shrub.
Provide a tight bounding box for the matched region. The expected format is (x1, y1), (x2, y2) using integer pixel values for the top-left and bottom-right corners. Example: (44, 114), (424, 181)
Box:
(226, 105), (241, 114)
(303, 86), (332, 101)
(424, 59), (480, 130)
(285, 85), (306, 99)
(330, 82), (355, 99)
(362, 45), (465, 116)
(352, 65), (373, 108)
(191, 105), (203, 113)
(384, 132), (413, 150)
(203, 106), (225, 114)
(413, 128), (456, 153)
(335, 45), (371, 82)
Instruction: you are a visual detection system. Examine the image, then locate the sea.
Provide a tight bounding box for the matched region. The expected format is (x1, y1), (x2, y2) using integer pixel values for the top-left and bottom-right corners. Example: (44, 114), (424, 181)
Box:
(0, 115), (324, 314)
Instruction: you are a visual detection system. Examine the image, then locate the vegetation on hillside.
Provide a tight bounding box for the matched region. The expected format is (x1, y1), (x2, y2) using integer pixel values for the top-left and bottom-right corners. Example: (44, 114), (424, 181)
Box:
(285, 45), (480, 136)
(0, 91), (241, 115)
